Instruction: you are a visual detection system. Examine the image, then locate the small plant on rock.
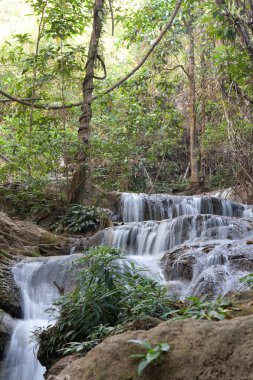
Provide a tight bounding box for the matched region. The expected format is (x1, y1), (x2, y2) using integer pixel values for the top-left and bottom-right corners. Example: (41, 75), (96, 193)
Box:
(240, 274), (253, 288)
(128, 340), (170, 375)
(166, 295), (231, 321)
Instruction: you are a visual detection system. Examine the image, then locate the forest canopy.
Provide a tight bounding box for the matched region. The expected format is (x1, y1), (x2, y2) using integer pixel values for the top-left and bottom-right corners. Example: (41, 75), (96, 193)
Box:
(0, 0), (252, 208)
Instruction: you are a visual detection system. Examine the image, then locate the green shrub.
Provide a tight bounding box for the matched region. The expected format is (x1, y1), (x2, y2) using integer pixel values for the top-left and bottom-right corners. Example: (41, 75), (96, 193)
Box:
(166, 295), (231, 321)
(61, 204), (110, 233)
(239, 274), (253, 288)
(38, 246), (174, 356)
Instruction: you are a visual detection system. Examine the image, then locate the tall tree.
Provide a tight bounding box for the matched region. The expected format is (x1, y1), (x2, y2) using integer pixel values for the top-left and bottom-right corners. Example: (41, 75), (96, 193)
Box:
(69, 0), (106, 203)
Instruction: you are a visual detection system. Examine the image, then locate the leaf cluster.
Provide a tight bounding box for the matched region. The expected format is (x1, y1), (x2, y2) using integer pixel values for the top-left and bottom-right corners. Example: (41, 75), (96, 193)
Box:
(129, 339), (170, 375)
(167, 295), (231, 321)
(240, 274), (253, 288)
(61, 204), (110, 233)
(38, 246), (174, 356)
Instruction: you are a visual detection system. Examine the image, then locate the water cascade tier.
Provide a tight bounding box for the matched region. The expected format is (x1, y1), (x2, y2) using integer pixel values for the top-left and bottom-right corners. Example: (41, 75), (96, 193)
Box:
(2, 192), (253, 380)
(161, 239), (253, 298)
(1, 255), (77, 380)
(80, 212), (253, 297)
(119, 193), (253, 222)
(102, 215), (252, 256)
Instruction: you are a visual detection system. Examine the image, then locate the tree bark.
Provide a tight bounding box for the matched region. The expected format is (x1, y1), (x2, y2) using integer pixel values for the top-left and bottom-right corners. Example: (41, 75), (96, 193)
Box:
(188, 29), (199, 186)
(69, 0), (106, 203)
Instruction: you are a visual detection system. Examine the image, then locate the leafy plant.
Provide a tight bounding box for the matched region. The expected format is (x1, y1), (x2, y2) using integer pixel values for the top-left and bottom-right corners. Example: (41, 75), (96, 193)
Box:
(128, 339), (170, 375)
(240, 274), (253, 288)
(37, 246), (175, 356)
(61, 204), (110, 233)
(166, 295), (231, 321)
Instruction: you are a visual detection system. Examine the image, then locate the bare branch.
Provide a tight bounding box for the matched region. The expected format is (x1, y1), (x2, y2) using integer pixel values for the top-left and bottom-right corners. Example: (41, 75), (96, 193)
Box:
(164, 64), (190, 78)
(0, 154), (10, 162)
(94, 54), (107, 80)
(0, 98), (40, 104)
(108, 0), (115, 36)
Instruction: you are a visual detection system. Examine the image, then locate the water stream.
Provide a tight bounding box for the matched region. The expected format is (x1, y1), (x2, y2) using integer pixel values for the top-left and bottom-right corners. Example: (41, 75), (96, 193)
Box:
(2, 192), (253, 380)
(1, 256), (77, 380)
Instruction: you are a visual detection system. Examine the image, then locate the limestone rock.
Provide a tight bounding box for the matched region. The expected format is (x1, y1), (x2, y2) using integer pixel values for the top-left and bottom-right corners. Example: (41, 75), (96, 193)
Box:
(161, 239), (253, 298)
(0, 260), (21, 318)
(0, 310), (13, 361)
(54, 315), (253, 380)
(0, 211), (73, 257)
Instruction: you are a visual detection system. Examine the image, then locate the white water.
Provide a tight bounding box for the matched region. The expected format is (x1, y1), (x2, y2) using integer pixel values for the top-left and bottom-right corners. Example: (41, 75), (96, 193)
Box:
(103, 215), (237, 256)
(2, 192), (253, 379)
(105, 193), (253, 298)
(120, 192), (253, 222)
(179, 244), (249, 299)
(1, 256), (77, 380)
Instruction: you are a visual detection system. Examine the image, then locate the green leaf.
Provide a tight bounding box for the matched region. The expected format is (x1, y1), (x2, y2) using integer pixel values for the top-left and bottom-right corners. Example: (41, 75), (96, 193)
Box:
(146, 351), (160, 363)
(128, 340), (152, 350)
(137, 360), (149, 375)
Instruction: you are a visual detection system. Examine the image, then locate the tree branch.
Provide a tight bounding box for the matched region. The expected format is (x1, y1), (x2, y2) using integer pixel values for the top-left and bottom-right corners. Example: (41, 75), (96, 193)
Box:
(108, 0), (115, 36)
(164, 64), (190, 78)
(93, 54), (107, 80)
(0, 98), (40, 104)
(0, 154), (10, 162)
(93, 0), (183, 99)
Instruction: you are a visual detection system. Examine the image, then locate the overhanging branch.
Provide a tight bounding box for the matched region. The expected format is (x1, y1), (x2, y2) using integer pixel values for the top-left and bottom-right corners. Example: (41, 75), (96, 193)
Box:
(0, 0), (183, 110)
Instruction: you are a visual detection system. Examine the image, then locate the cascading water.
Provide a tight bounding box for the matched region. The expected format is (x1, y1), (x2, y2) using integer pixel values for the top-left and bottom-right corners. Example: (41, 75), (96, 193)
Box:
(120, 192), (253, 222)
(103, 215), (240, 255)
(105, 193), (253, 296)
(1, 256), (77, 380)
(2, 192), (253, 380)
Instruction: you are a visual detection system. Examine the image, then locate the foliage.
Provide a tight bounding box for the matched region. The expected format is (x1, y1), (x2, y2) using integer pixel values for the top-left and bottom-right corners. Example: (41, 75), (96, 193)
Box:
(61, 204), (110, 233)
(1, 0), (253, 196)
(37, 246), (174, 356)
(0, 179), (60, 216)
(167, 295), (231, 321)
(129, 339), (170, 375)
(240, 274), (253, 289)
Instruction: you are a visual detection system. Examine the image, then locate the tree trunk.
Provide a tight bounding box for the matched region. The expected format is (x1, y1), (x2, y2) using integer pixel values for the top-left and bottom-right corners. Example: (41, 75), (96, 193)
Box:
(69, 0), (105, 203)
(188, 29), (199, 186)
(200, 47), (206, 183)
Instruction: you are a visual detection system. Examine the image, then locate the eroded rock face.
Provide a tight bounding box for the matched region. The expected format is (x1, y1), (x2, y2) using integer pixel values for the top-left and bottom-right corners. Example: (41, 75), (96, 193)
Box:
(0, 310), (13, 361)
(0, 260), (21, 318)
(161, 239), (253, 299)
(0, 211), (73, 257)
(52, 315), (253, 380)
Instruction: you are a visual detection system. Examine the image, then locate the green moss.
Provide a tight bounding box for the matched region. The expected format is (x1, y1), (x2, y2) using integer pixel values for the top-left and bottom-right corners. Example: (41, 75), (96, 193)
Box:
(23, 247), (41, 257)
(0, 249), (12, 262)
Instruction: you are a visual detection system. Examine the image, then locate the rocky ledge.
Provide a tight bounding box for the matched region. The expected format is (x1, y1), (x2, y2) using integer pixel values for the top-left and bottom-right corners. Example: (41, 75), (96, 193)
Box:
(48, 312), (253, 380)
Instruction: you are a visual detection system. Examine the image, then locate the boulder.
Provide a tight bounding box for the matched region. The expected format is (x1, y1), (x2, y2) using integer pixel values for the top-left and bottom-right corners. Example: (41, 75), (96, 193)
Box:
(0, 259), (21, 318)
(0, 211), (73, 257)
(161, 239), (253, 298)
(0, 310), (13, 361)
(52, 315), (253, 380)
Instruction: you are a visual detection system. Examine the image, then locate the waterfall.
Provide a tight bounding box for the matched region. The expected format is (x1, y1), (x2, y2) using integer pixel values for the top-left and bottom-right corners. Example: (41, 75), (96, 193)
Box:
(2, 191), (253, 379)
(120, 193), (253, 222)
(103, 215), (243, 256)
(1, 256), (77, 380)
(101, 193), (253, 298)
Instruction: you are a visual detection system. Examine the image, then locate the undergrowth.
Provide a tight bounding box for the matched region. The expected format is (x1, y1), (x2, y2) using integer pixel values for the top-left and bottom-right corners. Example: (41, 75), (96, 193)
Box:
(36, 247), (232, 359)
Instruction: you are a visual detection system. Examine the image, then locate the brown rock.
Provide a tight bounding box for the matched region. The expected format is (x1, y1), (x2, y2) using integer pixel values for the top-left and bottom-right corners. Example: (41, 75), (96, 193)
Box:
(0, 211), (73, 257)
(0, 259), (21, 317)
(0, 310), (13, 361)
(54, 316), (253, 380)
